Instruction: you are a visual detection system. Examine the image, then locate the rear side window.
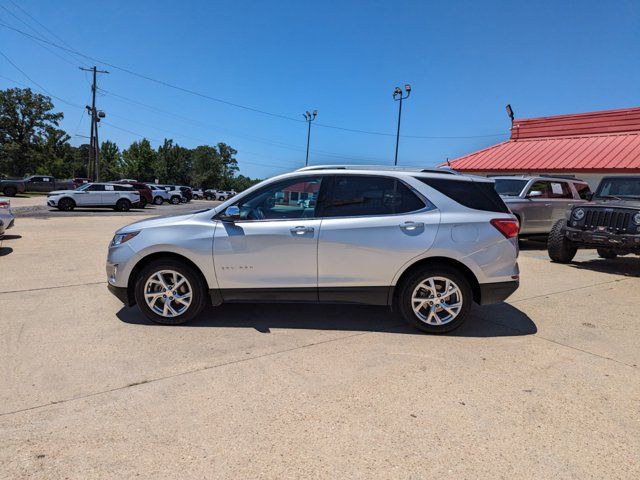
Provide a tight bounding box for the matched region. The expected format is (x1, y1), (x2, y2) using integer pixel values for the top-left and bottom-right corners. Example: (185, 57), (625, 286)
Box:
(114, 185), (132, 191)
(575, 182), (591, 200)
(323, 175), (425, 217)
(417, 177), (510, 213)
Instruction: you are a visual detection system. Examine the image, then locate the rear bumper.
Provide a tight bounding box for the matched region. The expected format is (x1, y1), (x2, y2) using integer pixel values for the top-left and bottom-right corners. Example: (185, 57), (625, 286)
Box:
(479, 280), (519, 305)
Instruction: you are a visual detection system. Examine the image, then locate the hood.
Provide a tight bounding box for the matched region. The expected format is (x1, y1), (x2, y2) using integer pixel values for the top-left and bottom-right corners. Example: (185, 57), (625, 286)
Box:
(116, 208), (217, 234)
(48, 189), (75, 195)
(581, 199), (640, 209)
(117, 212), (199, 234)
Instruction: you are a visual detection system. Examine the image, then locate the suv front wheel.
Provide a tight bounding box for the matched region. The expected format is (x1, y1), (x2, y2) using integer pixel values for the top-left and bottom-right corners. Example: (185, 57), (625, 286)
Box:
(134, 259), (207, 325)
(547, 219), (577, 263)
(397, 265), (472, 333)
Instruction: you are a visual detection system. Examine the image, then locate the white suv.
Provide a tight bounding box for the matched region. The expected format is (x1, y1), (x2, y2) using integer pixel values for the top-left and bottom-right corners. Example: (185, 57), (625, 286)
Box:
(107, 166), (520, 333)
(48, 183), (140, 211)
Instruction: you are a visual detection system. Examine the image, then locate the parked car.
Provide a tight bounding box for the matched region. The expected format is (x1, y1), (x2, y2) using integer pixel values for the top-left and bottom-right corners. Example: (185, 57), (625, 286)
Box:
(492, 175), (591, 235)
(547, 176), (640, 262)
(23, 175), (75, 193)
(0, 196), (15, 237)
(203, 189), (219, 200)
(106, 166), (519, 333)
(113, 180), (153, 208)
(0, 177), (26, 197)
(191, 188), (204, 199)
(147, 184), (183, 205)
(47, 183), (140, 211)
(204, 189), (235, 201)
(159, 185), (192, 202)
(72, 178), (90, 189)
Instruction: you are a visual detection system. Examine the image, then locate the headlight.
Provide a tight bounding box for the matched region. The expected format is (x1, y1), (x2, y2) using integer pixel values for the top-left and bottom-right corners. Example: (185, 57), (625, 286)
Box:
(111, 231), (139, 246)
(572, 208), (585, 220)
(633, 212), (640, 225)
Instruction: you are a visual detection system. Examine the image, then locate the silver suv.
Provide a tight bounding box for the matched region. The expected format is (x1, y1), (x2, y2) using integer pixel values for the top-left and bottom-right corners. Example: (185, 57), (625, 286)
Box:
(492, 176), (591, 235)
(107, 166), (520, 333)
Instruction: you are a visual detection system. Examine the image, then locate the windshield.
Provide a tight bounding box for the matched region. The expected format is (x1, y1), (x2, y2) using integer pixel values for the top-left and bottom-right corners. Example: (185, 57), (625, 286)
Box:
(595, 178), (640, 199)
(75, 183), (91, 191)
(493, 179), (528, 196)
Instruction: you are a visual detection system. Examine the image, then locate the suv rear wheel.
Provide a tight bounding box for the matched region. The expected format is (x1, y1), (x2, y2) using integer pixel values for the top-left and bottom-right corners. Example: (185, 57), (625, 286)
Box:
(170, 196), (181, 205)
(115, 198), (132, 212)
(547, 219), (577, 263)
(134, 259), (207, 325)
(153, 196), (164, 205)
(397, 265), (472, 333)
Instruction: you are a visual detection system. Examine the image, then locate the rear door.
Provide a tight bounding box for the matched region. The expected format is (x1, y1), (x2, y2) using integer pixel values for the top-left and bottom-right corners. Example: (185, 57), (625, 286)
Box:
(103, 184), (119, 205)
(317, 175), (438, 304)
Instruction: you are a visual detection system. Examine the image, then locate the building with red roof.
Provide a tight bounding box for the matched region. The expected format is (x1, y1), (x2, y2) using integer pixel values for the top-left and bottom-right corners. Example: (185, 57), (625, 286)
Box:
(447, 106), (640, 188)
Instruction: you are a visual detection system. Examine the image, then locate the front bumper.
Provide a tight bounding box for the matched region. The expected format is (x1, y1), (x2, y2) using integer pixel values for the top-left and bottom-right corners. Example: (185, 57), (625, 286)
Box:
(108, 283), (135, 306)
(479, 280), (519, 305)
(565, 227), (640, 249)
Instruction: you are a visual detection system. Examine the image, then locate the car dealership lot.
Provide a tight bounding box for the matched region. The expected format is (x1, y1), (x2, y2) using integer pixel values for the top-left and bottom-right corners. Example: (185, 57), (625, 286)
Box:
(0, 212), (639, 479)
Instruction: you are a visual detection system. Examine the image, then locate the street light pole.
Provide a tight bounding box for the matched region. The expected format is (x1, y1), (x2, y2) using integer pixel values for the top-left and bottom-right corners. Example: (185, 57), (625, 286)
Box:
(392, 84), (411, 166)
(303, 110), (317, 166)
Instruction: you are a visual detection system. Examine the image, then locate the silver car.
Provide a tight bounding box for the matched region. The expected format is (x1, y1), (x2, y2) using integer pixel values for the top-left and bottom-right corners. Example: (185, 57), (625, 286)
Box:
(492, 176), (591, 235)
(0, 196), (15, 237)
(107, 166), (520, 333)
(48, 183), (141, 211)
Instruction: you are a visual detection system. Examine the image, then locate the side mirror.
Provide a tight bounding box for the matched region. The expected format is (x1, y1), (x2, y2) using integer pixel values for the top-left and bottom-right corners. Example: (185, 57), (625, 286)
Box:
(527, 190), (543, 198)
(221, 205), (240, 222)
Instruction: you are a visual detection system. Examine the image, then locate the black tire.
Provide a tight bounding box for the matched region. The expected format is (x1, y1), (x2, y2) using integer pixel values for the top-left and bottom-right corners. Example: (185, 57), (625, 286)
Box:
(397, 265), (473, 334)
(115, 198), (131, 212)
(180, 197), (187, 203)
(547, 219), (577, 263)
(597, 248), (618, 259)
(170, 196), (180, 205)
(3, 186), (17, 197)
(139, 197), (148, 208)
(192, 194), (199, 200)
(134, 259), (207, 325)
(218, 196), (225, 201)
(153, 196), (164, 205)
(57, 197), (75, 211)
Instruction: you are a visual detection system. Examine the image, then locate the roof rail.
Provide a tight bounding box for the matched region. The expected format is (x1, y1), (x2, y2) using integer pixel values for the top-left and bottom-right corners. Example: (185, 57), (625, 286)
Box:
(296, 164), (458, 174)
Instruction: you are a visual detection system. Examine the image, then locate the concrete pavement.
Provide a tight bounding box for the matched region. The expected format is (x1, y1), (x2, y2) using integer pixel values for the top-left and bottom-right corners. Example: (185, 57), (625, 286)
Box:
(0, 214), (638, 479)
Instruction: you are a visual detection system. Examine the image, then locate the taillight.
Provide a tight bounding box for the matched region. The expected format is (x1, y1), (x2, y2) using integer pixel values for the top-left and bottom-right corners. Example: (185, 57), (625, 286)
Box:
(491, 218), (519, 239)
(0, 201), (10, 209)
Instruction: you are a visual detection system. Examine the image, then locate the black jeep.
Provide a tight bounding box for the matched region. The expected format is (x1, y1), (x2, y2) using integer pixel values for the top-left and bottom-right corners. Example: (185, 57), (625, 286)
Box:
(548, 176), (640, 263)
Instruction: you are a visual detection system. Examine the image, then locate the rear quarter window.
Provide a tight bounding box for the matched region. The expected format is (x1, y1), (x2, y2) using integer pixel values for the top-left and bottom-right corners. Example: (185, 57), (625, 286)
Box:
(416, 177), (510, 213)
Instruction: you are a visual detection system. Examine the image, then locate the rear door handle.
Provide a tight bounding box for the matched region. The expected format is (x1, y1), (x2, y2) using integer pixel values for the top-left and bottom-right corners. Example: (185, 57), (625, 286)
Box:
(544, 203), (551, 207)
(400, 221), (424, 231)
(290, 226), (314, 235)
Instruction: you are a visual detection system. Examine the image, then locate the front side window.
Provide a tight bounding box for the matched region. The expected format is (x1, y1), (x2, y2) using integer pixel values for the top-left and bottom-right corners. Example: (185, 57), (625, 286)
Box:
(527, 181), (552, 198)
(323, 175), (425, 217)
(234, 176), (323, 220)
(86, 184), (105, 192)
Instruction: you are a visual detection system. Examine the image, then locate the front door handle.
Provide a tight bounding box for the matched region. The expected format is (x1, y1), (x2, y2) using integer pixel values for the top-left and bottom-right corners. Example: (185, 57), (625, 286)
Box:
(544, 203), (551, 207)
(290, 226), (314, 235)
(400, 221), (424, 231)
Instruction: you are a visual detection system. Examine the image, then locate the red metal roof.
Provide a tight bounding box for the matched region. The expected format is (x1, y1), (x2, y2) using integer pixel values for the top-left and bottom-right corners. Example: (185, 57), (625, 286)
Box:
(449, 106), (640, 173)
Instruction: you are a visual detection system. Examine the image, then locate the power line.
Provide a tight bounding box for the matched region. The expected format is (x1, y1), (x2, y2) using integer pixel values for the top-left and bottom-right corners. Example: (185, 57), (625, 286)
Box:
(0, 22), (506, 140)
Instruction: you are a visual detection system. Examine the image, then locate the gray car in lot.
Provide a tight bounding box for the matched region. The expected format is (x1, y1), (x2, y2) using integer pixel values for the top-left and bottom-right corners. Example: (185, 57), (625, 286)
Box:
(107, 166), (520, 334)
(492, 176), (592, 235)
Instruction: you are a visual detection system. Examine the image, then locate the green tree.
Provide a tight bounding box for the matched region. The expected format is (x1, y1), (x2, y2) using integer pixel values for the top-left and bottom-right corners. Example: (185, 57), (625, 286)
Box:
(0, 87), (64, 177)
(100, 140), (122, 181)
(121, 139), (157, 181)
(156, 139), (191, 184)
(190, 145), (222, 188)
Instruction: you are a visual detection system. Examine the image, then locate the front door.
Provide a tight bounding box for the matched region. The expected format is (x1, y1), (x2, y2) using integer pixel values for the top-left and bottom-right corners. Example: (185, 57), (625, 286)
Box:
(213, 176), (324, 301)
(317, 175), (439, 304)
(74, 184), (104, 205)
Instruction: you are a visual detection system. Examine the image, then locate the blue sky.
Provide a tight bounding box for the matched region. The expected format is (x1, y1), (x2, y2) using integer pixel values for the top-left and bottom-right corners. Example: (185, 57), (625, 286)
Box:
(1, 0), (638, 178)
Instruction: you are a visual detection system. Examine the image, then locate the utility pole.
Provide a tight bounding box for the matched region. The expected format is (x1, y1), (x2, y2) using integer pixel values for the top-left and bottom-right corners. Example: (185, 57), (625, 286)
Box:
(392, 84), (411, 166)
(303, 110), (317, 166)
(80, 66), (108, 181)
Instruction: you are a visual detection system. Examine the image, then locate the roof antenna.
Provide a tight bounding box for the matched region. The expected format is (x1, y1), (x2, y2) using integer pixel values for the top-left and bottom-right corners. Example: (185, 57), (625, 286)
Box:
(505, 104), (515, 124)
(446, 158), (451, 167)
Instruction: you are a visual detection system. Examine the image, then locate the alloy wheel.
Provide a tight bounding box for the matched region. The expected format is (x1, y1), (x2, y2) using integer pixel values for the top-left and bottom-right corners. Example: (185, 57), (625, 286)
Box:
(411, 276), (463, 325)
(144, 270), (193, 318)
